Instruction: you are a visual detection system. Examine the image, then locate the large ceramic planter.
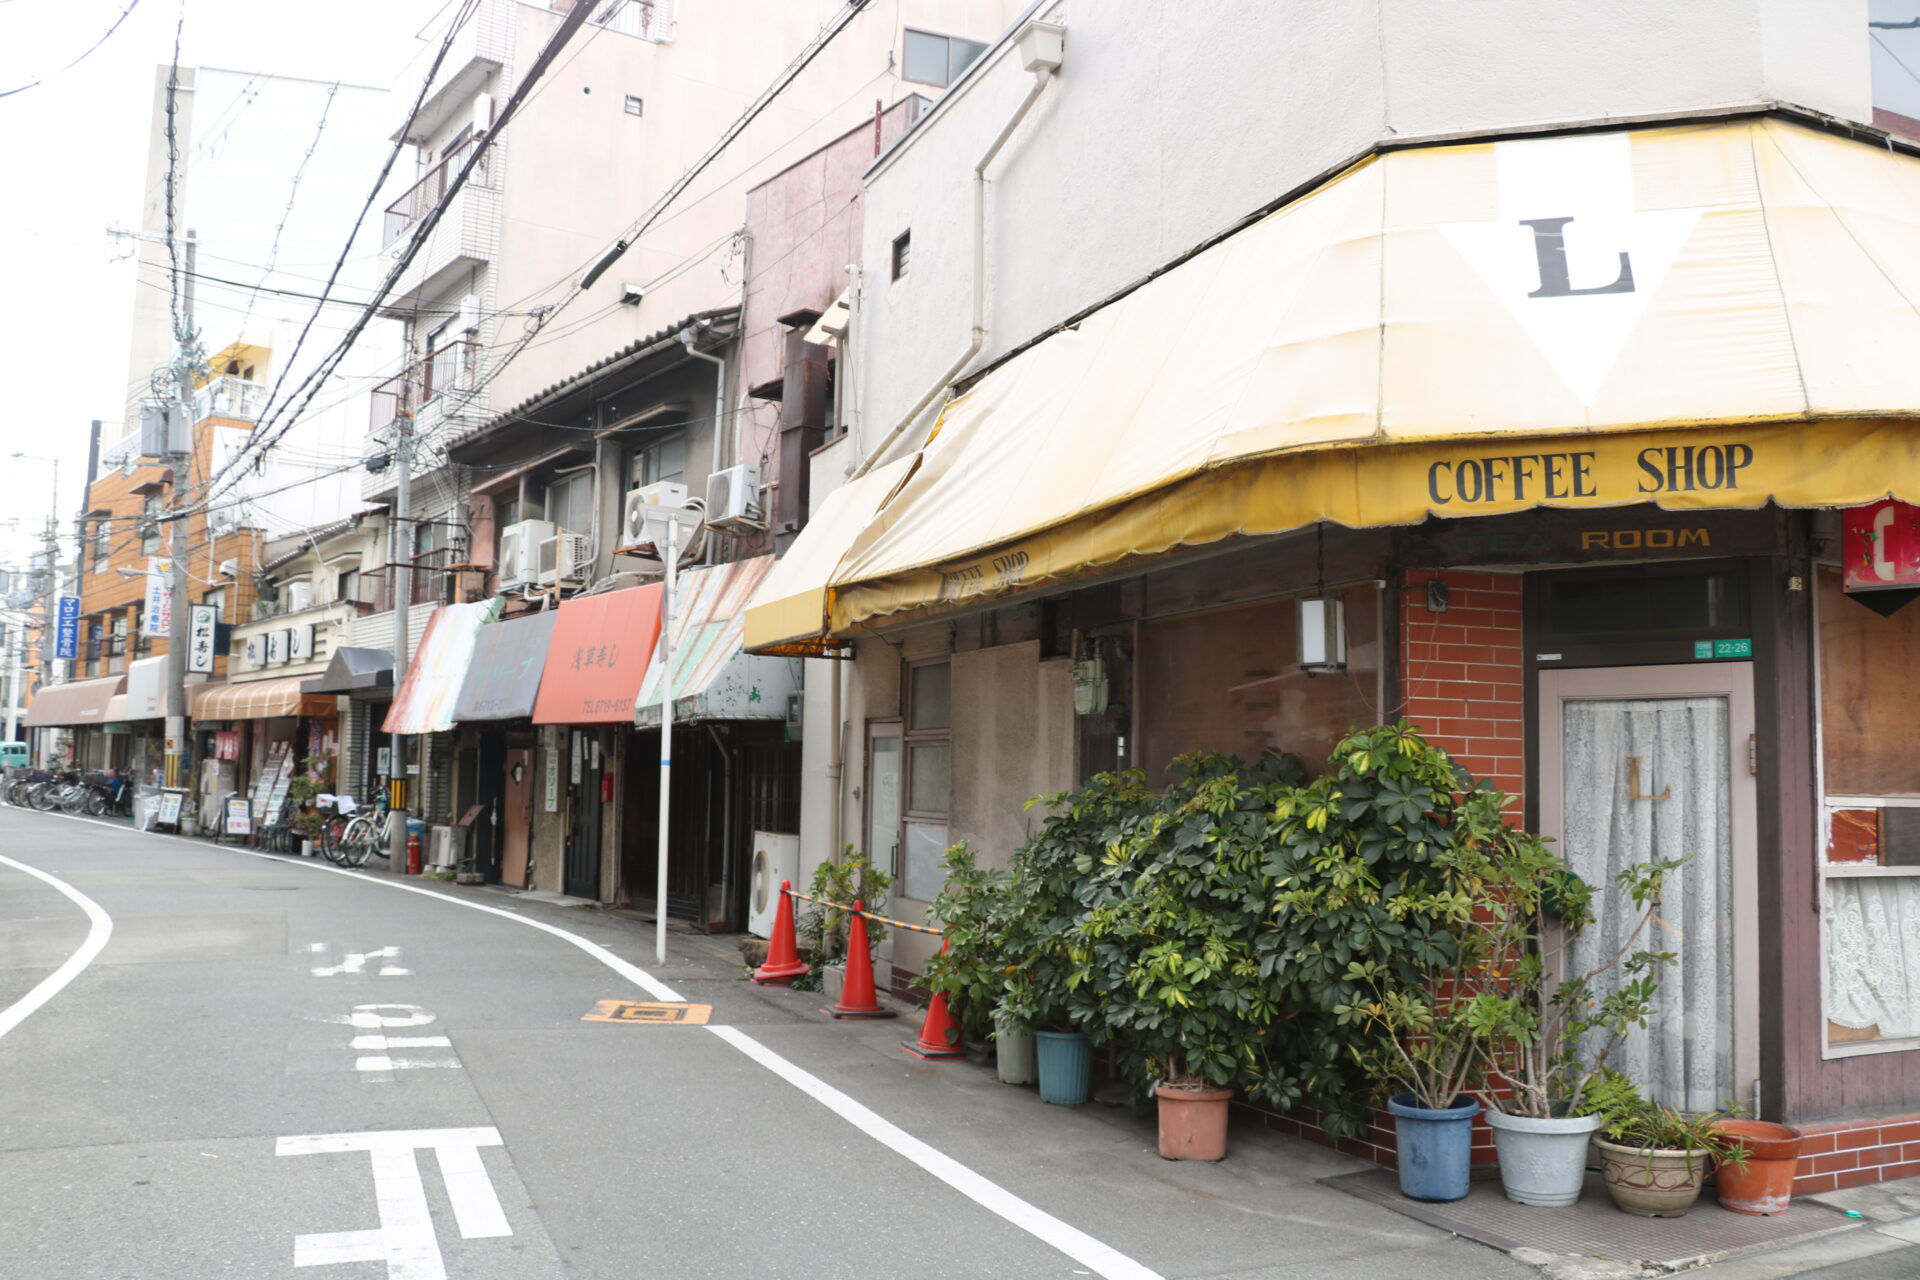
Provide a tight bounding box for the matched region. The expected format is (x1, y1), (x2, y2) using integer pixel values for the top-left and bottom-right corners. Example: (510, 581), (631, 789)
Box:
(1156, 1084), (1232, 1161)
(1386, 1093), (1481, 1202)
(994, 1020), (1037, 1085)
(1595, 1138), (1711, 1217)
(1712, 1120), (1804, 1216)
(1034, 1029), (1093, 1106)
(1485, 1109), (1604, 1207)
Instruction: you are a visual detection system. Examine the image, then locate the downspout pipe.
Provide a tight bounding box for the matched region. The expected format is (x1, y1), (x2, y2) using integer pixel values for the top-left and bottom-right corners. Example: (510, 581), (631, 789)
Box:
(680, 327), (730, 475)
(851, 61), (1056, 479)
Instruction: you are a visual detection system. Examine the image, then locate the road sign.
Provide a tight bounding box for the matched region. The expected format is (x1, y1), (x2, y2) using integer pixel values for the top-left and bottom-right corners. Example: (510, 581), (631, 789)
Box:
(54, 595), (79, 659)
(187, 604), (216, 673)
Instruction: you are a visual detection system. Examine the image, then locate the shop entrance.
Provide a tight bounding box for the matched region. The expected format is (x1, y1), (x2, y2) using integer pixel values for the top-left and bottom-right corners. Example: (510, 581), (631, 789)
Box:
(1537, 663), (1758, 1112)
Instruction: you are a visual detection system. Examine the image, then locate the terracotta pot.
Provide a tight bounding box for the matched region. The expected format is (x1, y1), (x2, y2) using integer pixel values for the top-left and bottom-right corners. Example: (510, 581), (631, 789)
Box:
(1713, 1120), (1804, 1216)
(1156, 1083), (1233, 1161)
(1595, 1137), (1711, 1217)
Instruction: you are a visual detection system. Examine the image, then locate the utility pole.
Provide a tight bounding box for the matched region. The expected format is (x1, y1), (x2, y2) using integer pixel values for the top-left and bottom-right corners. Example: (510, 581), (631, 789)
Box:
(388, 412), (414, 873)
(164, 230), (197, 791)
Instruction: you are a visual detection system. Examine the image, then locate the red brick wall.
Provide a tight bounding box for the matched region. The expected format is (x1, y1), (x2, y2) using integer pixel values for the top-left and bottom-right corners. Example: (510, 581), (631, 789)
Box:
(1400, 570), (1526, 806)
(1793, 1115), (1920, 1193)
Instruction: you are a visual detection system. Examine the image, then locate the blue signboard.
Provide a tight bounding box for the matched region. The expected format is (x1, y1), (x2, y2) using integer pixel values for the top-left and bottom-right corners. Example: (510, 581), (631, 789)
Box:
(54, 595), (80, 660)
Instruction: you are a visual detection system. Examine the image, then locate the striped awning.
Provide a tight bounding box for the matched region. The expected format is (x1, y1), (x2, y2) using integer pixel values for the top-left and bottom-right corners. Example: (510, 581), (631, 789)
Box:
(636, 555), (794, 727)
(190, 677), (336, 722)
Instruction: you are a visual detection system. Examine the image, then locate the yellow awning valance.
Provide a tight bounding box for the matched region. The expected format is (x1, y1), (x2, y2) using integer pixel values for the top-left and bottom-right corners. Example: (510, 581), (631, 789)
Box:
(790, 117), (1920, 639)
(743, 457), (918, 654)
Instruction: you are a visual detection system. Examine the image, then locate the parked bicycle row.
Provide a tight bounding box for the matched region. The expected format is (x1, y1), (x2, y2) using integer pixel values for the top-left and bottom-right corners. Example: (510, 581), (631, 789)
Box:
(2, 768), (132, 818)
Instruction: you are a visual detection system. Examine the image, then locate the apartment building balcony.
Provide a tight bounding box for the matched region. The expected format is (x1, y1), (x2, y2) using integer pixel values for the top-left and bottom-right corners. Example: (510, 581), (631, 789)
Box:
(361, 340), (490, 504)
(378, 137), (498, 318)
(193, 376), (268, 423)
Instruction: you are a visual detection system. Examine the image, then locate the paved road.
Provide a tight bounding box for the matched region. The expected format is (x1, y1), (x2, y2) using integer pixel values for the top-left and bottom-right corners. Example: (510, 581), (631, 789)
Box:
(0, 807), (1531, 1279)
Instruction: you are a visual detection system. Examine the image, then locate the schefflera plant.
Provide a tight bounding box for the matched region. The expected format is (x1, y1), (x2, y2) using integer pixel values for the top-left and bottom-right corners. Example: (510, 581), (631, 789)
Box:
(1066, 751), (1306, 1101)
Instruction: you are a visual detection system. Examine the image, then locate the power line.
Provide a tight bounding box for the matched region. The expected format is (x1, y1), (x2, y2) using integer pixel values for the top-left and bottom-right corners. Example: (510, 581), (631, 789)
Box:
(239, 81), (342, 334)
(0, 0), (143, 98)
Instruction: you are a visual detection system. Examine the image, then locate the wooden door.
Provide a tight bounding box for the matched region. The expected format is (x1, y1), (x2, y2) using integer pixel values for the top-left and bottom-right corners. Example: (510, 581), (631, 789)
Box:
(502, 747), (532, 888)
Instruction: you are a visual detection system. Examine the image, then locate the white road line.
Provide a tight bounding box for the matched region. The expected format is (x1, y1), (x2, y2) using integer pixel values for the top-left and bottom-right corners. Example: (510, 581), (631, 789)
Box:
(0, 854), (113, 1041)
(15, 811), (1163, 1280)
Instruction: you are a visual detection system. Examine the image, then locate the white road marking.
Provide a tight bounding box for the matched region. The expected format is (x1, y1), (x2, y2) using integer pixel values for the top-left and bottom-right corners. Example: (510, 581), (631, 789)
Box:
(278, 1127), (509, 1280)
(0, 854), (113, 1041)
(351, 1035), (453, 1051)
(347, 1005), (436, 1029)
(23, 811), (1163, 1280)
(311, 945), (412, 977)
(355, 1054), (461, 1073)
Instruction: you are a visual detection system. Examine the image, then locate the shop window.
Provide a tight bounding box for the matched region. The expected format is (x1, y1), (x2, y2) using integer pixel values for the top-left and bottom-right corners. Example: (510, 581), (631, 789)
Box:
(1137, 584), (1381, 785)
(899, 659), (952, 903)
(1817, 566), (1920, 1055)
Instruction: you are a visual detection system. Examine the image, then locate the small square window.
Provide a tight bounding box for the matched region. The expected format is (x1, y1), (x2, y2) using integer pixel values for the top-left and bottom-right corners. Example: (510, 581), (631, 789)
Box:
(903, 29), (986, 88)
(891, 231), (911, 281)
(623, 94), (644, 117)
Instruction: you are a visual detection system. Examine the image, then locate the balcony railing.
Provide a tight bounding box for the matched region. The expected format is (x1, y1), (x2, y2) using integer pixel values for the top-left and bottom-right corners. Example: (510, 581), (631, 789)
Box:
(384, 135), (490, 247)
(370, 340), (480, 432)
(194, 376), (269, 423)
(590, 0), (673, 42)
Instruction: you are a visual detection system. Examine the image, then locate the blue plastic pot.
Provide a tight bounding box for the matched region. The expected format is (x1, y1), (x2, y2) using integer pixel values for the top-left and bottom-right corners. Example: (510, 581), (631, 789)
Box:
(1033, 1030), (1093, 1106)
(1386, 1092), (1481, 1202)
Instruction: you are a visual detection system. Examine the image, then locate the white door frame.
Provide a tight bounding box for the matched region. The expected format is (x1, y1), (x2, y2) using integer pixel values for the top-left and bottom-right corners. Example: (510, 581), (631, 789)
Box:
(1537, 663), (1760, 1107)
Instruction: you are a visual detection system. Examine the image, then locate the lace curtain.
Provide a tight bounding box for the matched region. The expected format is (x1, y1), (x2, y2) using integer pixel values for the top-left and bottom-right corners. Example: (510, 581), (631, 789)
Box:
(1562, 696), (1733, 1113)
(1826, 877), (1920, 1040)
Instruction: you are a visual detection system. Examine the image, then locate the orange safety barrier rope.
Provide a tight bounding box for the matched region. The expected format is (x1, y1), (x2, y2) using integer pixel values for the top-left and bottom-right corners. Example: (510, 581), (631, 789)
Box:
(781, 887), (943, 935)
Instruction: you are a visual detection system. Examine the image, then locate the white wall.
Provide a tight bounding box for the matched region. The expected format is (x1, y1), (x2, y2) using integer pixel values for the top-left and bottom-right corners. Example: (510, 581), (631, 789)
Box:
(856, 0), (1872, 456)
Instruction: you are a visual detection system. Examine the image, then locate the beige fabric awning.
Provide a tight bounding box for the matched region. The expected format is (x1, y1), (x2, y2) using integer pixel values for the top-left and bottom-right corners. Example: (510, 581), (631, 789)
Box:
(191, 677), (336, 722)
(23, 675), (122, 728)
(742, 457), (917, 654)
(770, 117), (1920, 641)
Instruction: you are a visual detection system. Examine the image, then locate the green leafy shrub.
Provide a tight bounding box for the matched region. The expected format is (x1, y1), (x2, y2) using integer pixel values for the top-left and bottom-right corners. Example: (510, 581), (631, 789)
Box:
(1067, 751), (1304, 1099)
(922, 843), (1009, 1041)
(999, 770), (1155, 1034)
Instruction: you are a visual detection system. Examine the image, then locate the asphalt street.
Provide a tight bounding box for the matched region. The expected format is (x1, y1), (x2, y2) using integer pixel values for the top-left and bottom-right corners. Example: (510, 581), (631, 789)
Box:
(0, 806), (1535, 1279)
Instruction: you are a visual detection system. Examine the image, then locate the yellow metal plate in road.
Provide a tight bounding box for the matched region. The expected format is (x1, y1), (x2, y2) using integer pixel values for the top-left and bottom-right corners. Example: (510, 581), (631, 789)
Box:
(581, 1000), (711, 1025)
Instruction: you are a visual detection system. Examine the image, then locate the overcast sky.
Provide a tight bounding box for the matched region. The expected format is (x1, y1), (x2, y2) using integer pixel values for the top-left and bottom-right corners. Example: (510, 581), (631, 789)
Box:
(0, 0), (443, 576)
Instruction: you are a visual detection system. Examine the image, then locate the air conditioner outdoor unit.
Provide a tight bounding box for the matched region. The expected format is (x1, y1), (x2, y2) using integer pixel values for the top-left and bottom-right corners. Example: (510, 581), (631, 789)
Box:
(747, 831), (800, 938)
(704, 464), (763, 532)
(618, 481), (707, 556)
(536, 529), (591, 586)
(499, 519), (554, 590)
(284, 581), (314, 613)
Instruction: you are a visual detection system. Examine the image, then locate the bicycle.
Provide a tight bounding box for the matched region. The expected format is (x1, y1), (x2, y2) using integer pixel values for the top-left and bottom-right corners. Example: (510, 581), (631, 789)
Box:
(336, 796), (396, 868)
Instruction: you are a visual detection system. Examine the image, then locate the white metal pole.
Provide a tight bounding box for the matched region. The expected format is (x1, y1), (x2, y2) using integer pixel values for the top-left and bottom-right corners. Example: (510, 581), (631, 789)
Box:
(654, 522), (679, 965)
(6, 636), (20, 741)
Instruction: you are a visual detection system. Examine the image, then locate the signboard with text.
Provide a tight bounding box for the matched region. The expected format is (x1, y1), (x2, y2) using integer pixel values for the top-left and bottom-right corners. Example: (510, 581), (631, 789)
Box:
(141, 559), (173, 637)
(187, 605), (217, 673)
(54, 595), (79, 659)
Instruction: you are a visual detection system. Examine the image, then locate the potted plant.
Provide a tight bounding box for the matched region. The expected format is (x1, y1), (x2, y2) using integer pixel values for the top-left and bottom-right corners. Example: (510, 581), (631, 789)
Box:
(1471, 846), (1686, 1208)
(1711, 1118), (1805, 1216)
(1587, 1071), (1748, 1217)
(1003, 771), (1154, 1106)
(1068, 751), (1305, 1159)
(795, 847), (892, 997)
(924, 844), (1030, 1081)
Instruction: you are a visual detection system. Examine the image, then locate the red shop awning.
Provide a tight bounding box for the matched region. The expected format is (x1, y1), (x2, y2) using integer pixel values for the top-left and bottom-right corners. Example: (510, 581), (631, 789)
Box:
(531, 584), (664, 725)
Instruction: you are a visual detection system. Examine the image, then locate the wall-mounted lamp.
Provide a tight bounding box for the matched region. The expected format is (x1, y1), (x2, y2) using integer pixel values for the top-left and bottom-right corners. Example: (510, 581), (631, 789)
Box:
(1298, 596), (1346, 674)
(1426, 578), (1450, 613)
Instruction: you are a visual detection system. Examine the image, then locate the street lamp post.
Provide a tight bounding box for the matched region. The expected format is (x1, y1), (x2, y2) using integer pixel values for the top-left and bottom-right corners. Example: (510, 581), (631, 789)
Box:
(637, 493), (705, 966)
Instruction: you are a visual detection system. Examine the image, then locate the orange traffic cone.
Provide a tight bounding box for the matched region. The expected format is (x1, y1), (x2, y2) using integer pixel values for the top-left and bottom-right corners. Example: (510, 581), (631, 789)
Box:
(752, 880), (808, 985)
(825, 901), (897, 1020)
(903, 943), (965, 1059)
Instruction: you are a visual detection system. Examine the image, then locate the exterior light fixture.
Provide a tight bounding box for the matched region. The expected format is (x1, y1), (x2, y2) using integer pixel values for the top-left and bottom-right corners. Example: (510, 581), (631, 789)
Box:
(1298, 596), (1347, 674)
